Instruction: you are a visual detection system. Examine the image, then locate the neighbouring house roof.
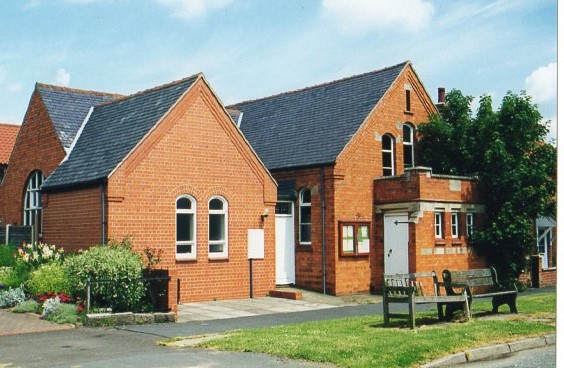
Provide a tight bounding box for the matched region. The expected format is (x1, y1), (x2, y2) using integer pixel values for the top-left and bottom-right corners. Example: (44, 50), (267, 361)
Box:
(37, 84), (121, 149)
(0, 123), (20, 164)
(42, 75), (199, 190)
(228, 61), (409, 171)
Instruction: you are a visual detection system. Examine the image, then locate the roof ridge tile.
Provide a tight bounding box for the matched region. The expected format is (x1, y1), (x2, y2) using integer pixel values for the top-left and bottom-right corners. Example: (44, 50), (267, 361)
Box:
(229, 60), (410, 108)
(35, 83), (123, 98)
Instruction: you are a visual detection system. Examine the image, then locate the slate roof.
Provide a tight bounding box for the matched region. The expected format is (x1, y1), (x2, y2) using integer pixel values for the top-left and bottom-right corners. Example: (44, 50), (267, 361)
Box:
(37, 84), (121, 148)
(229, 61), (408, 171)
(43, 75), (199, 190)
(0, 123), (20, 164)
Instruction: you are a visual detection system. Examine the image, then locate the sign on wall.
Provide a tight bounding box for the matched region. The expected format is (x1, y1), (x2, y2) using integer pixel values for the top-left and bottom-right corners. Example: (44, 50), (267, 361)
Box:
(248, 229), (265, 259)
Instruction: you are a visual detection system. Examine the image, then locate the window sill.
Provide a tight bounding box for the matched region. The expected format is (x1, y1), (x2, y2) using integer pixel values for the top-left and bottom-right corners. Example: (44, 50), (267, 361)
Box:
(208, 256), (229, 261)
(297, 244), (313, 252)
(435, 239), (446, 246)
(339, 252), (370, 258)
(451, 240), (463, 246)
(176, 256), (197, 262)
(404, 110), (414, 115)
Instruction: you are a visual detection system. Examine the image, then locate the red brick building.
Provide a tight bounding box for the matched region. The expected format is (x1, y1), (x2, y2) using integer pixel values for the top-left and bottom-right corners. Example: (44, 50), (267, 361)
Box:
(231, 61), (486, 295)
(1, 75), (277, 304)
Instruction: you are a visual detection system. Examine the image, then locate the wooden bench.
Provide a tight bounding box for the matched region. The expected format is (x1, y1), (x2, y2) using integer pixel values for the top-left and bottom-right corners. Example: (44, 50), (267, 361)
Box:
(383, 271), (471, 329)
(441, 267), (518, 319)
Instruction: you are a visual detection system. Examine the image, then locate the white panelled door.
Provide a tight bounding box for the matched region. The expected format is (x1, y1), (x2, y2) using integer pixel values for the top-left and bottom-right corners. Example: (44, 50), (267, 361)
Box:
(275, 202), (295, 285)
(384, 213), (409, 275)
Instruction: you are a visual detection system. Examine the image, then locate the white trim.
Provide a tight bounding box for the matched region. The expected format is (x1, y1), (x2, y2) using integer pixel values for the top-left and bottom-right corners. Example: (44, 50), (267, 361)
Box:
(299, 188), (312, 245)
(61, 106), (94, 164)
(466, 213), (474, 238)
(176, 195), (197, 260)
(382, 134), (395, 176)
(434, 212), (443, 239)
(451, 212), (459, 238)
(236, 111), (244, 128)
(208, 196), (228, 259)
(402, 124), (414, 168)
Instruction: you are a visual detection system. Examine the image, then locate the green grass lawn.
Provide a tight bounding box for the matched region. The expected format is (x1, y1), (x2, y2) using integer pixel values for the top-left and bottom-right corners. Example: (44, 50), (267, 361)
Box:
(197, 292), (555, 368)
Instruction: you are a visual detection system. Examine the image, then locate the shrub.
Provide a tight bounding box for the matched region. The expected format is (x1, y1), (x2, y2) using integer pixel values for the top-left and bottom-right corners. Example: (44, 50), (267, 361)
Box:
(63, 240), (145, 312)
(0, 260), (32, 289)
(45, 303), (78, 324)
(17, 242), (64, 268)
(25, 262), (71, 296)
(0, 287), (25, 308)
(0, 244), (17, 267)
(42, 296), (61, 318)
(12, 299), (40, 314)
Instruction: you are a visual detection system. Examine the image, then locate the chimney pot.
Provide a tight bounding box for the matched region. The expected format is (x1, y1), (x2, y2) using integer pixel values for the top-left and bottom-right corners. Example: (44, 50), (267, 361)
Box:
(438, 87), (446, 104)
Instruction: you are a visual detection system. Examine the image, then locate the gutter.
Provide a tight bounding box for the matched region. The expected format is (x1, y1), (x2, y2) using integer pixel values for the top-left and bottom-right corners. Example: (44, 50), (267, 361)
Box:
(320, 167), (326, 294)
(101, 180), (107, 245)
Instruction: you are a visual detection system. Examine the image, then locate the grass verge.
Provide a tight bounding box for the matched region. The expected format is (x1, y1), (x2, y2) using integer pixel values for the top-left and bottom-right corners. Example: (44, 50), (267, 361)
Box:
(198, 292), (555, 368)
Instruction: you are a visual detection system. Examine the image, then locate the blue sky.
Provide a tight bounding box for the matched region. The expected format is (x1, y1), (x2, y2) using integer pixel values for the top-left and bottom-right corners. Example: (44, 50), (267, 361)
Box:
(0, 0), (557, 142)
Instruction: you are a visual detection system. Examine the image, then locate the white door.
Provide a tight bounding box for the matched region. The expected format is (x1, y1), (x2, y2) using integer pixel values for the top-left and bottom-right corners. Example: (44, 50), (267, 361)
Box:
(384, 213), (409, 275)
(275, 202), (295, 284)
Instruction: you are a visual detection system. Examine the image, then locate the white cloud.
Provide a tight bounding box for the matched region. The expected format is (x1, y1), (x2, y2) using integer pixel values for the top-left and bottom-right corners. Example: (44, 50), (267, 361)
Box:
(525, 62), (556, 104)
(54, 68), (71, 86)
(155, 0), (232, 19)
(322, 0), (434, 34)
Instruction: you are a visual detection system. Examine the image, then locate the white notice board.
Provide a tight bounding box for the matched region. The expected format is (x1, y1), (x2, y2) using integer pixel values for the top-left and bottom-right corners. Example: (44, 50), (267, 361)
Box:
(248, 229), (265, 259)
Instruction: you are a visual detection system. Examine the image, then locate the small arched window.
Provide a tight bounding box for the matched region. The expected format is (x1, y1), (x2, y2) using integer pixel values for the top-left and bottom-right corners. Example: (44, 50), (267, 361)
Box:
(208, 196), (228, 258)
(176, 195), (196, 259)
(403, 124), (414, 168)
(299, 189), (311, 244)
(382, 134), (395, 176)
(23, 171), (44, 234)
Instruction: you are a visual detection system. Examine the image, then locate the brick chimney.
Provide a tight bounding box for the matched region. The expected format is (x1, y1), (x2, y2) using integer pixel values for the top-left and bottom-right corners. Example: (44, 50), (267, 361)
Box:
(437, 87), (446, 104)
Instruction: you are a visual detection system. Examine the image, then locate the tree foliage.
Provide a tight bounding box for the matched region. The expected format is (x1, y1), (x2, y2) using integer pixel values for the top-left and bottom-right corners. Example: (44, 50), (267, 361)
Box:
(417, 90), (556, 278)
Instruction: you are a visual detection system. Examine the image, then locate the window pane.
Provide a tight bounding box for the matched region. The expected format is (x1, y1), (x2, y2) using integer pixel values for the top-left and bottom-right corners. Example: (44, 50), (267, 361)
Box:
(177, 213), (193, 241)
(177, 244), (192, 254)
(275, 202), (292, 215)
(300, 224), (311, 243)
(209, 243), (224, 253)
(383, 152), (392, 166)
(177, 197), (192, 210)
(403, 145), (413, 167)
(301, 189), (311, 204)
(403, 125), (412, 143)
(209, 213), (225, 241)
(383, 168), (393, 176)
(209, 198), (224, 210)
(342, 225), (354, 253)
(382, 135), (392, 150)
(300, 206), (311, 223)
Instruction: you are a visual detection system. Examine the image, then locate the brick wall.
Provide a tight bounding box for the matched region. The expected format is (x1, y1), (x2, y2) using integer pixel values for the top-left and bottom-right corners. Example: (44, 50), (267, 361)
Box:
(106, 79), (277, 303)
(42, 185), (102, 251)
(0, 89), (66, 227)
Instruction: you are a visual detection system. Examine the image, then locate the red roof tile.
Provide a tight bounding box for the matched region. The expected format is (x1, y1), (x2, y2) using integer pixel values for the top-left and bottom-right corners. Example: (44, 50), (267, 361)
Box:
(0, 123), (20, 164)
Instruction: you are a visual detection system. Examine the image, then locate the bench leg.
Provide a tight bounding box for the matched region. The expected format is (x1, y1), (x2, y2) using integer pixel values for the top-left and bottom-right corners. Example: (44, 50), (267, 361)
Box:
(463, 291), (471, 321)
(437, 302), (445, 320)
(492, 294), (518, 314)
(383, 299), (390, 326)
(408, 296), (415, 329)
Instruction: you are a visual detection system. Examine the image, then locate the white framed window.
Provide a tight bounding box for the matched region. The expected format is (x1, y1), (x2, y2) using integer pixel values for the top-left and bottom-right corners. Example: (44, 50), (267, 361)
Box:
(208, 196), (228, 258)
(382, 134), (395, 176)
(24, 171), (44, 234)
(451, 213), (459, 238)
(176, 195), (196, 260)
(434, 212), (443, 239)
(466, 213), (474, 238)
(403, 124), (414, 168)
(299, 188), (311, 244)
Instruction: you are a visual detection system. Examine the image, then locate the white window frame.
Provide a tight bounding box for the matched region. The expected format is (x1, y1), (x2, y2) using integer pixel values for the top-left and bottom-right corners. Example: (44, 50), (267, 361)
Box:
(451, 212), (459, 238)
(403, 124), (414, 169)
(382, 134), (395, 176)
(466, 213), (474, 238)
(176, 195), (197, 260)
(434, 212), (443, 239)
(23, 171), (44, 233)
(208, 196), (228, 259)
(299, 188), (311, 245)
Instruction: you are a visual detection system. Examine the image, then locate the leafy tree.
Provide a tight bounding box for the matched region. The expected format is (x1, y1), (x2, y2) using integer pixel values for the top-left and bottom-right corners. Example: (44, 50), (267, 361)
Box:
(417, 90), (556, 279)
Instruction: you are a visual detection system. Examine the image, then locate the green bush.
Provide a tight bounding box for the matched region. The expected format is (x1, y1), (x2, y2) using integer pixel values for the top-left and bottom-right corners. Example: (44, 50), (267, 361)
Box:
(45, 303), (78, 324)
(12, 299), (40, 314)
(63, 240), (145, 312)
(0, 259), (32, 289)
(25, 262), (71, 296)
(0, 244), (17, 267)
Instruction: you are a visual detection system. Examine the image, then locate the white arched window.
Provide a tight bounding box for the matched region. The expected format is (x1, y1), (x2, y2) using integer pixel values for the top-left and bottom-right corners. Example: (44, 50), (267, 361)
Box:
(299, 189), (311, 244)
(24, 171), (44, 234)
(176, 195), (196, 260)
(208, 196), (228, 258)
(403, 124), (414, 168)
(382, 134), (395, 176)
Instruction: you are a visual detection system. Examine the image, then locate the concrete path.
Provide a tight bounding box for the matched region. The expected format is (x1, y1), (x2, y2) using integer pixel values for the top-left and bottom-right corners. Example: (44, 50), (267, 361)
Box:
(0, 308), (73, 336)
